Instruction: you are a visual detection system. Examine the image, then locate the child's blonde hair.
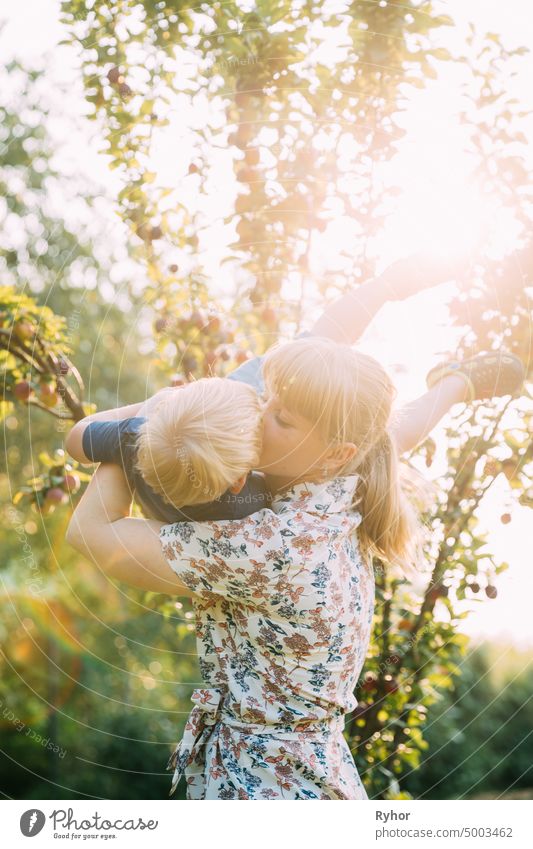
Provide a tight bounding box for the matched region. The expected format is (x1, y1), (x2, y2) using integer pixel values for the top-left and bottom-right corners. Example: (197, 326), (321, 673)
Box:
(261, 336), (431, 577)
(135, 377), (263, 509)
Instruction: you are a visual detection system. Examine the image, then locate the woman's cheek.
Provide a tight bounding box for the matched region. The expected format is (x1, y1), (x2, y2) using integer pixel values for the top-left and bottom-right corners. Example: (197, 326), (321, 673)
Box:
(263, 422), (291, 466)
(259, 417), (277, 460)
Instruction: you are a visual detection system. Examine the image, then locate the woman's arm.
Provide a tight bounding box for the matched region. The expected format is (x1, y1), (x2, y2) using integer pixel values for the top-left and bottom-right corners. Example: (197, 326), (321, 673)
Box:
(66, 463), (193, 596)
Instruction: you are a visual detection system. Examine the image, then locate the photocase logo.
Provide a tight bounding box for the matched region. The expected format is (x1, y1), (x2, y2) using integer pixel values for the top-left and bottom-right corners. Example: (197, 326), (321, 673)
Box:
(20, 809), (46, 837)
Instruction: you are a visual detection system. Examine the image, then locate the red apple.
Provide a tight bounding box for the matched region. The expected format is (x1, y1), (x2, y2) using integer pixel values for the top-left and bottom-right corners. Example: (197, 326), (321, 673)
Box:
(62, 474), (80, 493)
(45, 487), (68, 505)
(13, 381), (32, 401)
(14, 321), (35, 342)
(361, 674), (378, 692)
(428, 583), (448, 602)
(107, 66), (121, 84)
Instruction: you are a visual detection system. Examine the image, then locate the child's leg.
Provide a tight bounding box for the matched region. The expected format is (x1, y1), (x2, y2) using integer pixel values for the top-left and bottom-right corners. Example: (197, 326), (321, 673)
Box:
(390, 375), (469, 455)
(392, 350), (525, 454)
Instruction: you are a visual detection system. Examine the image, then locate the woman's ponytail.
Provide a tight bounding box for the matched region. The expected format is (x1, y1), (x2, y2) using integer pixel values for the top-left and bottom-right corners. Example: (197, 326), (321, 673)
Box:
(354, 428), (425, 578)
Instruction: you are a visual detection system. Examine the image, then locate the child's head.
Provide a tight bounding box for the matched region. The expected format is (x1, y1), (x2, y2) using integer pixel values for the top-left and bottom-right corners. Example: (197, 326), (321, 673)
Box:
(259, 336), (427, 575)
(135, 377), (263, 508)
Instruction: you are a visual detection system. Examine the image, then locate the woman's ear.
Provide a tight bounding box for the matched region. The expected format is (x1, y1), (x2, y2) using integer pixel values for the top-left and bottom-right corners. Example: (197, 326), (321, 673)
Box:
(326, 442), (358, 468)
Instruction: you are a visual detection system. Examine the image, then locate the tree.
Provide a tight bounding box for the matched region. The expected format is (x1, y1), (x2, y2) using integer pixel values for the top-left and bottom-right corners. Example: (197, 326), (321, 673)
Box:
(0, 57), (198, 800)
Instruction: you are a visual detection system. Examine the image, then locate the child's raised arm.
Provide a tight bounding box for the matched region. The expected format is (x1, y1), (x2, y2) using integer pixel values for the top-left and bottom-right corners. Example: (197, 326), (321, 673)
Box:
(309, 251), (468, 345)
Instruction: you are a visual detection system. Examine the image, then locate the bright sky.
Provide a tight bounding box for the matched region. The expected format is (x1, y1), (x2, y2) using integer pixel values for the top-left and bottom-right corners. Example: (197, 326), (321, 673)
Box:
(2, 0), (532, 647)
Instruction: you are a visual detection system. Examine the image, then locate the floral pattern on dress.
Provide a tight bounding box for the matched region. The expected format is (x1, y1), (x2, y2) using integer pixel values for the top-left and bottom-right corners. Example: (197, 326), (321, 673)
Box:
(160, 474), (375, 800)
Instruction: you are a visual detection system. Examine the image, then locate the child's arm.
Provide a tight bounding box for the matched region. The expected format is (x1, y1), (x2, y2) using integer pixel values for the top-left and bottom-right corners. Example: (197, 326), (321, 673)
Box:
(65, 388), (175, 464)
(65, 401), (146, 464)
(390, 374), (470, 455)
(309, 251), (467, 345)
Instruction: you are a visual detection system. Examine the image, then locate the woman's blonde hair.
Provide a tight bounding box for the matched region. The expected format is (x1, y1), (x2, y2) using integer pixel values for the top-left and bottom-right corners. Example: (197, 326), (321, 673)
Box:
(261, 336), (431, 577)
(135, 377), (263, 508)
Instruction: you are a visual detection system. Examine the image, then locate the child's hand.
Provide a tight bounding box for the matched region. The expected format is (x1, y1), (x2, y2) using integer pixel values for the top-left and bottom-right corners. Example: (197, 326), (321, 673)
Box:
(378, 249), (471, 301)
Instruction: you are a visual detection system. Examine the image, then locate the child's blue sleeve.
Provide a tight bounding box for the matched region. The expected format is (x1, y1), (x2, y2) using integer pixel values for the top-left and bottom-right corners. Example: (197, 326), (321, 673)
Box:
(81, 417), (146, 464)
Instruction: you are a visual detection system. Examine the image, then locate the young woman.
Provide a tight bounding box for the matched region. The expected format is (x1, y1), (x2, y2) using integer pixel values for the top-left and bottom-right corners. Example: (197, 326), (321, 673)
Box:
(66, 330), (523, 800)
(64, 254), (522, 799)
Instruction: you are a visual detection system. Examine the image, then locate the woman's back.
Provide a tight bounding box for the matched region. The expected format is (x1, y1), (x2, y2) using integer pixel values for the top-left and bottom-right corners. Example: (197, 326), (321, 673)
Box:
(161, 474), (375, 799)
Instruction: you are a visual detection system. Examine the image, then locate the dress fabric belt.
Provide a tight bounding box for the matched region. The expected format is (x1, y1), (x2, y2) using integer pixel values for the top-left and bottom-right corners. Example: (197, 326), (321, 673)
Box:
(166, 686), (346, 797)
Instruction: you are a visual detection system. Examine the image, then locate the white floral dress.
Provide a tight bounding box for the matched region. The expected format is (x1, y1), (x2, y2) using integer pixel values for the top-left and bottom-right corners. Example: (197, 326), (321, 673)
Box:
(159, 474), (375, 800)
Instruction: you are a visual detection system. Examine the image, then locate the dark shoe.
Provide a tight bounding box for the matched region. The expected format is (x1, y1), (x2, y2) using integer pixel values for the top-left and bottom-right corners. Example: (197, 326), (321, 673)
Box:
(426, 351), (525, 402)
